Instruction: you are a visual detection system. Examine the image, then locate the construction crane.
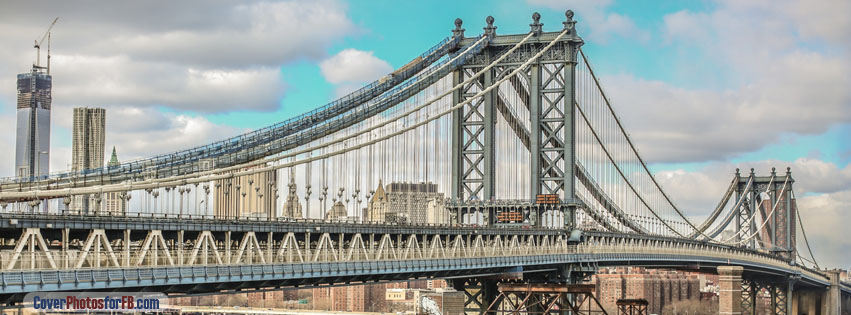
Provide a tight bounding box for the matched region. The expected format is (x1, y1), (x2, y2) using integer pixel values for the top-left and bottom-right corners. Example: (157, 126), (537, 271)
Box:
(33, 17), (58, 73)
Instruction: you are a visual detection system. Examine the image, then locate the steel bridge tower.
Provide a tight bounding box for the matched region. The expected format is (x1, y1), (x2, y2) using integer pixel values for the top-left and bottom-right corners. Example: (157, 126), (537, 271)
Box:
(450, 12), (584, 228)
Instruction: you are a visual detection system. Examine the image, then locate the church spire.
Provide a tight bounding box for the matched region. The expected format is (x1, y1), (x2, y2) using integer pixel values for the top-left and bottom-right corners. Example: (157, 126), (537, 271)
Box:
(108, 146), (119, 167)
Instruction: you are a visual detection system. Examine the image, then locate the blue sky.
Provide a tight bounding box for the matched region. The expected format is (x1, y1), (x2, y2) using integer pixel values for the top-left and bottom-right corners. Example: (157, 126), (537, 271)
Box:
(0, 0), (848, 267)
(193, 0), (848, 171)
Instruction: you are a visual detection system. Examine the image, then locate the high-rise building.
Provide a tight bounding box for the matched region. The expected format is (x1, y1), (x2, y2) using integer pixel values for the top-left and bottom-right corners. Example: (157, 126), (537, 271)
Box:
(70, 107), (106, 212)
(14, 67), (52, 180)
(591, 267), (701, 314)
(281, 169), (303, 218)
(368, 181), (444, 224)
(324, 201), (348, 220)
(104, 147), (126, 214)
(323, 284), (386, 313)
(213, 168), (277, 219)
(366, 180), (387, 223)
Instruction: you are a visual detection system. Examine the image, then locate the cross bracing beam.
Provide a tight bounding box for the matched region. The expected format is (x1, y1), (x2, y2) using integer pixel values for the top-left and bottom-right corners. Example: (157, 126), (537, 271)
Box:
(470, 88), (645, 234)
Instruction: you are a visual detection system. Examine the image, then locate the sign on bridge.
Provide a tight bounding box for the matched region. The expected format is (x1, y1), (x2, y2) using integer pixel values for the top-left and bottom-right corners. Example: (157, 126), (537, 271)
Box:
(536, 194), (561, 204)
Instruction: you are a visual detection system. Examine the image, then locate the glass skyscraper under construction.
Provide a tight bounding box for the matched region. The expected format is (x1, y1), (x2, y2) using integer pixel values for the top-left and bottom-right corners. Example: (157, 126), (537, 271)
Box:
(15, 66), (52, 180)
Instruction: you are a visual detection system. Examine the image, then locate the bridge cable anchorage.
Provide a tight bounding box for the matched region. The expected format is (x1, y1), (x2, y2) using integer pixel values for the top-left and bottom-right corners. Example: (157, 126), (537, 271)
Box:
(725, 174), (789, 245)
(0, 34), (488, 201)
(579, 48), (709, 237)
(1, 34), (463, 186)
(574, 101), (683, 237)
(720, 173), (777, 243)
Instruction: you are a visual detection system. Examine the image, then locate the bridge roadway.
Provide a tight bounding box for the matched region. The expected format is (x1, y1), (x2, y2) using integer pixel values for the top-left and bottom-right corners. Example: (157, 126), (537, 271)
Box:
(0, 213), (843, 304)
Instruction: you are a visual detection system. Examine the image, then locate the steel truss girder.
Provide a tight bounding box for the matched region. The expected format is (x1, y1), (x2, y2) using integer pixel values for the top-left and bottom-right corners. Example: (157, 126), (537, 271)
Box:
(741, 277), (788, 315)
(485, 283), (607, 314)
(0, 225), (831, 308)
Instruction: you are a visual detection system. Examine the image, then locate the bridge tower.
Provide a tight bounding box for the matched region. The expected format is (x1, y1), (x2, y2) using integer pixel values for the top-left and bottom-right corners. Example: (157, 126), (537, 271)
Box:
(450, 12), (584, 228)
(733, 167), (797, 261)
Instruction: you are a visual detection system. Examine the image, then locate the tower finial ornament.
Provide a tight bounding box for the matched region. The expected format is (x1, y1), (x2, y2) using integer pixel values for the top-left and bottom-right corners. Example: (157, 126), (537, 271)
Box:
(452, 18), (465, 38)
(563, 10), (576, 34)
(530, 12), (543, 35)
(484, 16), (496, 37)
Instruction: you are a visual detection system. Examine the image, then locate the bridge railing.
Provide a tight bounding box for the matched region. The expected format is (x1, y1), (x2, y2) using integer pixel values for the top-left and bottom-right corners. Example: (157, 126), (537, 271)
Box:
(0, 244), (792, 272)
(0, 244), (585, 272)
(0, 210), (548, 231)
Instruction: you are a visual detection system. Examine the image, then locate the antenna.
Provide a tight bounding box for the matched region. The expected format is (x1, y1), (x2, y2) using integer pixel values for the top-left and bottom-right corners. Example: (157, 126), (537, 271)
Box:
(33, 17), (58, 69)
(47, 32), (51, 74)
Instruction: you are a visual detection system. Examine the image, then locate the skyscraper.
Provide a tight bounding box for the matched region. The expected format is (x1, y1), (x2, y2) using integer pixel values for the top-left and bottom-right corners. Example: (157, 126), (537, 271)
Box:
(281, 168), (303, 218)
(14, 67), (52, 179)
(71, 107), (106, 212)
(367, 181), (444, 224)
(104, 147), (126, 214)
(213, 168), (277, 219)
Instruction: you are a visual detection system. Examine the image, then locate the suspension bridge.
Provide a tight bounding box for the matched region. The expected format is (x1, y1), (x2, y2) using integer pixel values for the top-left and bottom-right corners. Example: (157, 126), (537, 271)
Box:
(0, 11), (848, 314)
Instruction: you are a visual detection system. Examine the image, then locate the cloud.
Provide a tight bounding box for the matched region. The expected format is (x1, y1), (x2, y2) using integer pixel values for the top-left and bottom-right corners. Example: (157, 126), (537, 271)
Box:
(654, 158), (851, 268)
(0, 54), (287, 113)
(0, 113), (16, 178)
(595, 0), (851, 164)
(0, 106), (244, 178)
(320, 48), (393, 97)
(0, 0), (355, 113)
(0, 0), (354, 176)
(527, 0), (650, 43)
(104, 110), (246, 163)
(795, 189), (851, 269)
(657, 159), (851, 215)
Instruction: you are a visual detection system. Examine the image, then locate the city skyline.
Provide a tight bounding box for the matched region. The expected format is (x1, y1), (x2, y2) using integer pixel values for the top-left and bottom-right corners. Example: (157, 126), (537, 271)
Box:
(0, 0), (848, 270)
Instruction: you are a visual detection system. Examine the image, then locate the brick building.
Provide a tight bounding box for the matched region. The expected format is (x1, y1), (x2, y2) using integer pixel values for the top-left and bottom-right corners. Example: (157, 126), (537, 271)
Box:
(593, 267), (701, 314)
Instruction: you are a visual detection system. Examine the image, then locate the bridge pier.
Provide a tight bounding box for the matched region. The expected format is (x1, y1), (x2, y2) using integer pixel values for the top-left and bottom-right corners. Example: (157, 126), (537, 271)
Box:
(719, 266), (744, 315)
(826, 270), (842, 315)
(452, 278), (498, 314)
(790, 269), (841, 315)
(791, 290), (822, 315)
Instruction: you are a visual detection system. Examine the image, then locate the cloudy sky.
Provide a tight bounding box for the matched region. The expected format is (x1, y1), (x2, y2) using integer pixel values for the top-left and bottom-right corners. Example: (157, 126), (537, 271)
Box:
(0, 1), (848, 268)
